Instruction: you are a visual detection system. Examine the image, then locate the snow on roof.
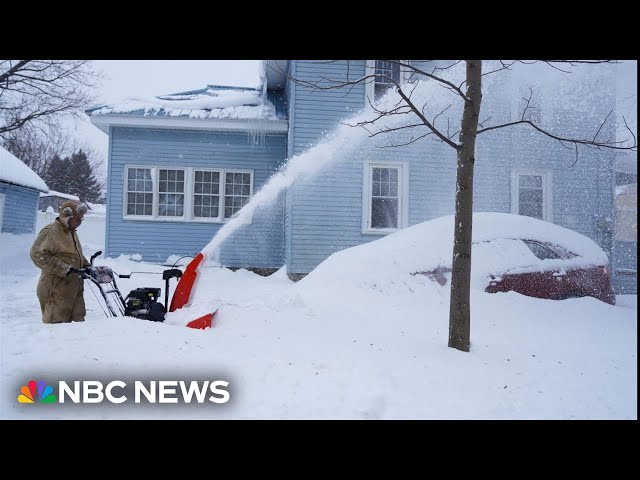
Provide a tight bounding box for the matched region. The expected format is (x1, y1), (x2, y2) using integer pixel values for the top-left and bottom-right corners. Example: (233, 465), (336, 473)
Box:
(86, 85), (280, 121)
(40, 190), (79, 201)
(0, 145), (48, 193)
(298, 213), (610, 293)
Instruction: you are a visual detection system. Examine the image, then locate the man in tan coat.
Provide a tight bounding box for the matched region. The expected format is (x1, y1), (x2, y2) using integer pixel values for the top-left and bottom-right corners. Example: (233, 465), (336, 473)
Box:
(30, 200), (91, 324)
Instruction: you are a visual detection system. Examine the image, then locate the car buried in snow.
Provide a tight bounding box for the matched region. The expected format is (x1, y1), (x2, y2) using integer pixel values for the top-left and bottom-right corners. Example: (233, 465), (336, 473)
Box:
(417, 214), (616, 305)
(301, 212), (616, 305)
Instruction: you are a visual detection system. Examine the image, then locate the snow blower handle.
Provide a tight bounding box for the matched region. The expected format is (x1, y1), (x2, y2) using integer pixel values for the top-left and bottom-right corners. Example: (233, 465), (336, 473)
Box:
(90, 250), (103, 266)
(163, 269), (182, 280)
(162, 268), (183, 313)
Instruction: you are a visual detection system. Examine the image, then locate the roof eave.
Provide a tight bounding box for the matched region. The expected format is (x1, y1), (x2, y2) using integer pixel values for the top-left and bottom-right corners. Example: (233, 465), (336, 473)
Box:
(88, 114), (288, 134)
(0, 179), (48, 193)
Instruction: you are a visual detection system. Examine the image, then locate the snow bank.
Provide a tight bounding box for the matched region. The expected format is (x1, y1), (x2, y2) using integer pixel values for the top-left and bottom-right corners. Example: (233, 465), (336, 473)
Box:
(298, 213), (609, 293)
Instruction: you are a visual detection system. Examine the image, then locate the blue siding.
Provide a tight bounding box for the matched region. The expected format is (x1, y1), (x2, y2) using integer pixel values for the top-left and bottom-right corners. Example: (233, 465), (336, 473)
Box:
(106, 127), (287, 267)
(289, 60), (366, 156)
(287, 60), (366, 273)
(285, 60), (620, 274)
(511, 129), (615, 246)
(283, 61), (296, 267)
(0, 182), (39, 234)
(286, 60), (469, 273)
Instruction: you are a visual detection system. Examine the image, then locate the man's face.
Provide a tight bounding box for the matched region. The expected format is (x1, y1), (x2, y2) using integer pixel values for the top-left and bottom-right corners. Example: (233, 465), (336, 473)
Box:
(68, 215), (84, 230)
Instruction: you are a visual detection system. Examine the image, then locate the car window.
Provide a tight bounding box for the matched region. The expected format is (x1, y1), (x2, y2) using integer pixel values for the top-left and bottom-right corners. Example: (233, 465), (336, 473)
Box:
(547, 244), (579, 259)
(523, 240), (561, 260)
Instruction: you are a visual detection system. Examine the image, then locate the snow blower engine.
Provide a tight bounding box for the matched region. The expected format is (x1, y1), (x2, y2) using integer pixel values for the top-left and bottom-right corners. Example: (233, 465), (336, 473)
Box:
(123, 287), (165, 322)
(77, 251), (183, 322)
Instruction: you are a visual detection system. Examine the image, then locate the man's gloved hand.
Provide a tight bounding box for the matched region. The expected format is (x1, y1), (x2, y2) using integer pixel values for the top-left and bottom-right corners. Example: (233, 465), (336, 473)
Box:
(90, 266), (114, 284)
(66, 267), (81, 276)
(67, 267), (91, 276)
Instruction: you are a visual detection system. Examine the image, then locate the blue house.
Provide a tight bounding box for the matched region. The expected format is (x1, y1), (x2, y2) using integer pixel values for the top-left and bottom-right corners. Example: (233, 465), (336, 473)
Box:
(0, 145), (49, 234)
(87, 60), (630, 291)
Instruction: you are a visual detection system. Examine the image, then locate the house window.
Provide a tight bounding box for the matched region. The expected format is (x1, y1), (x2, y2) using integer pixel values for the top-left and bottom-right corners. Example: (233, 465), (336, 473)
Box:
(126, 167), (153, 216)
(365, 60), (407, 104)
(124, 166), (253, 222)
(193, 170), (220, 219)
(224, 172), (252, 219)
(512, 171), (552, 222)
(158, 169), (185, 217)
(363, 161), (408, 233)
(374, 60), (400, 101)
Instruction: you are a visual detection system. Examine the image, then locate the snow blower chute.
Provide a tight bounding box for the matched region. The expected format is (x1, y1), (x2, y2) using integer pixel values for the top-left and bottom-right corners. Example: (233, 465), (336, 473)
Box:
(168, 252), (216, 329)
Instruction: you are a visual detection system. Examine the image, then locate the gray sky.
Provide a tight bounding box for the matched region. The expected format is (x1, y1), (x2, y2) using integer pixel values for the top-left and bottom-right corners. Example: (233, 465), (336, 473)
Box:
(93, 60), (262, 103)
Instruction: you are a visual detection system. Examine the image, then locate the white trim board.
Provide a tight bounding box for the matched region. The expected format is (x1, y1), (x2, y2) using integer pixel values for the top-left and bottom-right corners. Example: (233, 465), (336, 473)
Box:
(90, 115), (288, 135)
(511, 169), (553, 222)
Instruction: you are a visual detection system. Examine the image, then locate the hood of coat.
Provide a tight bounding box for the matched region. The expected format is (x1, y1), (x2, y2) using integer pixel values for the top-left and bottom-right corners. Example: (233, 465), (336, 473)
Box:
(58, 200), (88, 229)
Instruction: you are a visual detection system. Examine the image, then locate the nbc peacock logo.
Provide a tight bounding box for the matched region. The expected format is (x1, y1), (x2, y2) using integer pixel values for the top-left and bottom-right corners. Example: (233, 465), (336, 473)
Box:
(18, 380), (57, 404)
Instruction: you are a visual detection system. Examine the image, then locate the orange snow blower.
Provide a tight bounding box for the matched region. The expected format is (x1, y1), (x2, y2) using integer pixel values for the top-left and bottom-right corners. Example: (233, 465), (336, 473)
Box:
(78, 251), (215, 330)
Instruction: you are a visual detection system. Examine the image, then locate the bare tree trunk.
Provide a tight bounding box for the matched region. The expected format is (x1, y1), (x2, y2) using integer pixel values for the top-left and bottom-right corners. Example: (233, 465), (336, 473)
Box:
(448, 60), (483, 352)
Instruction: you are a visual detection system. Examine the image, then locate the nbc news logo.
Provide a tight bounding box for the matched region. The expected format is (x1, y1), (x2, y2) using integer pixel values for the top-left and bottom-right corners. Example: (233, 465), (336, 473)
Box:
(18, 379), (230, 404)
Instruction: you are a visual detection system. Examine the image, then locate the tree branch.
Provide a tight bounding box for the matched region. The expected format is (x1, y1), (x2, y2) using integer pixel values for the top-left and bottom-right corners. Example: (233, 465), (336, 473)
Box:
(385, 60), (470, 102)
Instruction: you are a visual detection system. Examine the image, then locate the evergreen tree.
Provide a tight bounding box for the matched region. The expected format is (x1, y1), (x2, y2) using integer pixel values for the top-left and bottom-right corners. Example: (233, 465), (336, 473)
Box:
(67, 149), (103, 203)
(42, 154), (71, 194)
(41, 149), (103, 202)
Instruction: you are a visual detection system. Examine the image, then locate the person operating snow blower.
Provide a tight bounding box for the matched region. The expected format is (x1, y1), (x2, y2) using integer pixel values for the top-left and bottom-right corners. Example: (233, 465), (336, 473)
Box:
(30, 200), (95, 324)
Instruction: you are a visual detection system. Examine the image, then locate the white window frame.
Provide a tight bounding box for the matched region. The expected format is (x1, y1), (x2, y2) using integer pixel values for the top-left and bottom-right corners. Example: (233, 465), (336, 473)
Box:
(157, 166), (188, 220)
(123, 165), (254, 224)
(222, 169), (254, 221)
(511, 170), (553, 222)
(362, 160), (409, 235)
(123, 165), (156, 220)
(191, 167), (223, 223)
(365, 60), (411, 106)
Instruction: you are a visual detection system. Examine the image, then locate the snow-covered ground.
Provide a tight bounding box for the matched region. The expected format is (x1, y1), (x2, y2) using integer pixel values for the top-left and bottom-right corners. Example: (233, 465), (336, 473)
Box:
(0, 215), (636, 419)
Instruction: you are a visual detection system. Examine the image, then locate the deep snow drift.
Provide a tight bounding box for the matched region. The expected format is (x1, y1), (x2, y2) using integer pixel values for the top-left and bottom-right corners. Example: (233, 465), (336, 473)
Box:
(0, 215), (636, 419)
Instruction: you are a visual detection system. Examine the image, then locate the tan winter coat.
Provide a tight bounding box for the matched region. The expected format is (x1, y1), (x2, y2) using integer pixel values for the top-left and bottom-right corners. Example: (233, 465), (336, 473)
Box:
(30, 218), (90, 323)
